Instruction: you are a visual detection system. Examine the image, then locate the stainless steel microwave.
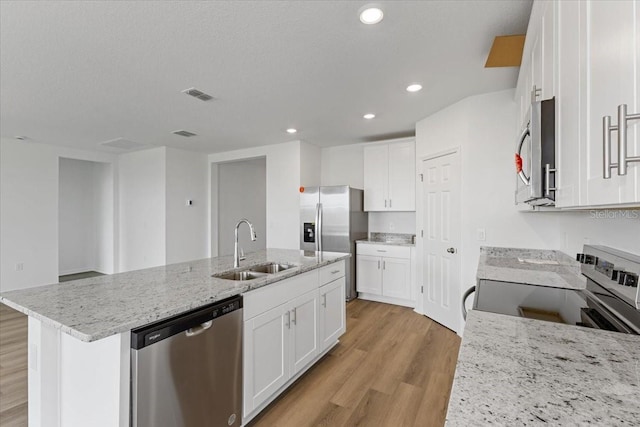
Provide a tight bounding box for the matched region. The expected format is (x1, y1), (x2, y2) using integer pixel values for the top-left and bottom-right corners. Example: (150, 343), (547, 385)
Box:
(515, 97), (556, 206)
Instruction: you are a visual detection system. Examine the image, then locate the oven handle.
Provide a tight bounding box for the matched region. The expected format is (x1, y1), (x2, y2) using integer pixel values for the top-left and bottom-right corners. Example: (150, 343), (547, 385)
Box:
(462, 286), (476, 321)
(516, 124), (531, 186)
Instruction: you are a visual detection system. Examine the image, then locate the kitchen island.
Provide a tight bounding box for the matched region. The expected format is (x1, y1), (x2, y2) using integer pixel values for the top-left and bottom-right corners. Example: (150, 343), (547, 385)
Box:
(0, 249), (349, 427)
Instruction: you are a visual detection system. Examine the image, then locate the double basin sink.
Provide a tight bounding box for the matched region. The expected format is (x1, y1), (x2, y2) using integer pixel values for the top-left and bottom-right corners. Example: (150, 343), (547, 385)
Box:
(213, 262), (295, 281)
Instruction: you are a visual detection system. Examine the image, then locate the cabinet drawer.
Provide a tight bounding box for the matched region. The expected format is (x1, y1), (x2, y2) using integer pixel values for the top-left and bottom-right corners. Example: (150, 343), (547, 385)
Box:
(244, 270), (319, 320)
(357, 243), (410, 259)
(318, 261), (345, 286)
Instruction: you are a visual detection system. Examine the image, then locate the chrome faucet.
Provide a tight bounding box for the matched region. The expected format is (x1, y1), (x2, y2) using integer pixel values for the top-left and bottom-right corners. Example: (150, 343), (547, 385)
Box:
(234, 219), (257, 268)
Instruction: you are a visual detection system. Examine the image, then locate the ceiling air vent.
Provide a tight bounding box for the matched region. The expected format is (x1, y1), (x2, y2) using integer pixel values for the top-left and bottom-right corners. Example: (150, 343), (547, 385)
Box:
(172, 130), (197, 137)
(182, 87), (214, 101)
(99, 137), (146, 150)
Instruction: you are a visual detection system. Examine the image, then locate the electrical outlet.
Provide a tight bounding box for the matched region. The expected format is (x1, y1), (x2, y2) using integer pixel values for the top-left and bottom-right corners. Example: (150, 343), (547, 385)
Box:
(477, 228), (486, 241)
(15, 263), (24, 271)
(389, 222), (395, 231)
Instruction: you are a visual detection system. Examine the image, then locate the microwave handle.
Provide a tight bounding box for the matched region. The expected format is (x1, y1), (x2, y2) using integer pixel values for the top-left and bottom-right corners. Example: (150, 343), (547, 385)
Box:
(516, 125), (530, 186)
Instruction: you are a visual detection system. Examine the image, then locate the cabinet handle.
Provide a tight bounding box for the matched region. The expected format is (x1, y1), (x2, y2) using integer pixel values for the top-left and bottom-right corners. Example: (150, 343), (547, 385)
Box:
(544, 163), (557, 197)
(377, 260), (380, 269)
(291, 308), (297, 325)
(331, 270), (340, 274)
(384, 199), (387, 208)
(322, 294), (327, 308)
(382, 260), (386, 270)
(603, 104), (640, 178)
(389, 199), (392, 208)
(376, 249), (387, 252)
(285, 311), (290, 329)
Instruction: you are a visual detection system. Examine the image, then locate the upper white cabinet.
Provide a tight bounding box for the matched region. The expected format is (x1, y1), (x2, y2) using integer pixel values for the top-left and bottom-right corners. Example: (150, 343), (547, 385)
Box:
(522, 0), (640, 208)
(363, 140), (416, 211)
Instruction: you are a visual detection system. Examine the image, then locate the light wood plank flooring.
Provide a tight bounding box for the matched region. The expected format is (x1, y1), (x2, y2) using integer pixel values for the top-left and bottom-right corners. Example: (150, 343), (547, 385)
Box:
(0, 303), (27, 427)
(249, 299), (461, 427)
(0, 299), (460, 427)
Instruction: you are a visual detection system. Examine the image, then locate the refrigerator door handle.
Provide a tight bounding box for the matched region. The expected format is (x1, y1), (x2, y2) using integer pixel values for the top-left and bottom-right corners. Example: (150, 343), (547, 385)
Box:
(317, 202), (323, 252)
(314, 203), (320, 252)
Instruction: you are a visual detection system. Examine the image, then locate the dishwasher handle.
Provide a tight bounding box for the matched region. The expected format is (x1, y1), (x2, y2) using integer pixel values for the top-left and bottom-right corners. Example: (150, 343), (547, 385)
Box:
(185, 320), (213, 337)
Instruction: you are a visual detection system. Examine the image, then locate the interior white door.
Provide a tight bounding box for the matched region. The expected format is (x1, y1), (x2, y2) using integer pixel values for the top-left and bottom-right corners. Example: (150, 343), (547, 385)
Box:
(422, 151), (461, 333)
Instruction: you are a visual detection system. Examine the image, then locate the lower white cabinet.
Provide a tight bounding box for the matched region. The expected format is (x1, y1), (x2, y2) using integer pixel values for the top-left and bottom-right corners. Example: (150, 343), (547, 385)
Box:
(357, 243), (413, 307)
(242, 262), (346, 423)
(319, 277), (346, 352)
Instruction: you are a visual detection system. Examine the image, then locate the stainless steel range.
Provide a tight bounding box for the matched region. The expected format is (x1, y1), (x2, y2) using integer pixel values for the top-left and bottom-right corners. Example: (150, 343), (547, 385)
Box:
(469, 245), (640, 334)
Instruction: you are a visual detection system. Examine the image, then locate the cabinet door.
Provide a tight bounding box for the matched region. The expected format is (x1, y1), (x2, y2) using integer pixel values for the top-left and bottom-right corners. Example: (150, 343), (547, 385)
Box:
(382, 257), (411, 300)
(319, 277), (346, 352)
(583, 0), (639, 205)
(243, 304), (290, 415)
(556, 0), (582, 207)
(363, 144), (389, 211)
(356, 255), (382, 295)
(289, 289), (319, 376)
(388, 141), (416, 211)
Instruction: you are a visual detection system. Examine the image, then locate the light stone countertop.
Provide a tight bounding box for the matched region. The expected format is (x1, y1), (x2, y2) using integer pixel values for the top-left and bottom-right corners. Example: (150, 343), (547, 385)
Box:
(0, 249), (349, 342)
(446, 310), (640, 426)
(477, 246), (586, 290)
(356, 232), (415, 247)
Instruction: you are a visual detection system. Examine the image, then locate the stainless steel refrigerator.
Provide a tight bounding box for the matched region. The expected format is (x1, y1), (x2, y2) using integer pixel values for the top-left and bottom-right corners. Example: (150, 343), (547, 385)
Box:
(300, 186), (368, 300)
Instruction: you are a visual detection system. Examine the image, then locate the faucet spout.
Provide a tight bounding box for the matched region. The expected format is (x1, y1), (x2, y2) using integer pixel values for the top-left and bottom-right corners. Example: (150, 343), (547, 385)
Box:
(234, 219), (257, 268)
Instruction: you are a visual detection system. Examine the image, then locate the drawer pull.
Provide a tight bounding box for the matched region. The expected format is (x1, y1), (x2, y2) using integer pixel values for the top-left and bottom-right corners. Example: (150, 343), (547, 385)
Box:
(331, 270), (340, 274)
(377, 250), (387, 252)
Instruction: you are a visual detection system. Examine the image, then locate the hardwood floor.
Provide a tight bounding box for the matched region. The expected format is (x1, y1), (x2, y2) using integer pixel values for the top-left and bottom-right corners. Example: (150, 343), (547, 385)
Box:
(0, 304), (27, 427)
(0, 299), (460, 427)
(249, 299), (461, 427)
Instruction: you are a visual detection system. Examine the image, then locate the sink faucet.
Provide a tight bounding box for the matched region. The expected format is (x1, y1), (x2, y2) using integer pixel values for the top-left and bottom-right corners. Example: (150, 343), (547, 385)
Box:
(234, 219), (257, 268)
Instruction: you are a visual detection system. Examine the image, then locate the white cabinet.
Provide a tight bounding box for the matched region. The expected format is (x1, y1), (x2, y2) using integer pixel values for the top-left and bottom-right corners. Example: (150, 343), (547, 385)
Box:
(557, 0), (640, 207)
(356, 243), (413, 307)
(289, 290), (319, 374)
(363, 140), (416, 211)
(318, 277), (346, 352)
(242, 261), (346, 423)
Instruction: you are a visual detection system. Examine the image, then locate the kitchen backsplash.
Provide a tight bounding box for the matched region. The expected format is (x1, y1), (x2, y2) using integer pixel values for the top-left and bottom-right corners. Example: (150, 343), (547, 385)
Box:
(368, 211), (416, 234)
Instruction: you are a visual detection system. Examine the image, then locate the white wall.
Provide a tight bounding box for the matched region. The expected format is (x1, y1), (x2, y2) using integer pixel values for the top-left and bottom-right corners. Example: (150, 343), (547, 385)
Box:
(216, 158), (267, 256)
(300, 141), (321, 187)
(415, 89), (640, 333)
(209, 141), (303, 253)
(165, 147), (209, 265)
(0, 138), (116, 292)
(59, 158), (97, 275)
(118, 147), (166, 272)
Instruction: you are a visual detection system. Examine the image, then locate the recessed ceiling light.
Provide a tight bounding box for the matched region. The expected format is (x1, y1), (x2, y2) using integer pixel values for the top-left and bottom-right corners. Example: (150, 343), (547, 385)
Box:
(182, 87), (214, 101)
(406, 83), (423, 93)
(286, 128), (297, 134)
(363, 113), (376, 119)
(359, 7), (384, 25)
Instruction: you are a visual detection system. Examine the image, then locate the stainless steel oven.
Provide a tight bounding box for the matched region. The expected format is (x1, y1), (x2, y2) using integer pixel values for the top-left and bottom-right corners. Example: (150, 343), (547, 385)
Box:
(463, 246), (640, 334)
(515, 96), (556, 206)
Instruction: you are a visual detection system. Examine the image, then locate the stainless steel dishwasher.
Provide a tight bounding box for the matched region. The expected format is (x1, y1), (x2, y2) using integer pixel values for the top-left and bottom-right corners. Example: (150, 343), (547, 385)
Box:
(131, 295), (243, 427)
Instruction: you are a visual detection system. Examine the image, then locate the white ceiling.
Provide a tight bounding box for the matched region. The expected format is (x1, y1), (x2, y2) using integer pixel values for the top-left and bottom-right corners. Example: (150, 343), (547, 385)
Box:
(0, 1), (532, 154)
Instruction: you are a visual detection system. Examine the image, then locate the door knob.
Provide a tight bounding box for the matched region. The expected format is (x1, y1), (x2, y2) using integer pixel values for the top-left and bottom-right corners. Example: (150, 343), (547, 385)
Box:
(447, 248), (456, 254)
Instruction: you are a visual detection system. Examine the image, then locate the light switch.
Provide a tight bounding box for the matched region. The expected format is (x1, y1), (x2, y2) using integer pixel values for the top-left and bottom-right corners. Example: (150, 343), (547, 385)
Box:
(477, 228), (486, 241)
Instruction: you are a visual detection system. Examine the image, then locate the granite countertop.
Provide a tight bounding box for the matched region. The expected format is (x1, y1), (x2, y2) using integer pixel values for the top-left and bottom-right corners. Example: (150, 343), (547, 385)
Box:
(477, 246), (586, 290)
(0, 249), (349, 342)
(356, 232), (415, 247)
(446, 310), (640, 425)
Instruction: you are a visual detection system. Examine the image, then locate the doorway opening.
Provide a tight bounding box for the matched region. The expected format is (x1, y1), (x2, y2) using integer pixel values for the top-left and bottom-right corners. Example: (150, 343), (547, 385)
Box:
(58, 158), (115, 282)
(211, 157), (267, 256)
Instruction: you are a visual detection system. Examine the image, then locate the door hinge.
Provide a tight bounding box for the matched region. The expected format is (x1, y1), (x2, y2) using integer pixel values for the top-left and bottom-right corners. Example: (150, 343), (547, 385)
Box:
(419, 173), (423, 182)
(420, 286), (424, 294)
(421, 230), (424, 238)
